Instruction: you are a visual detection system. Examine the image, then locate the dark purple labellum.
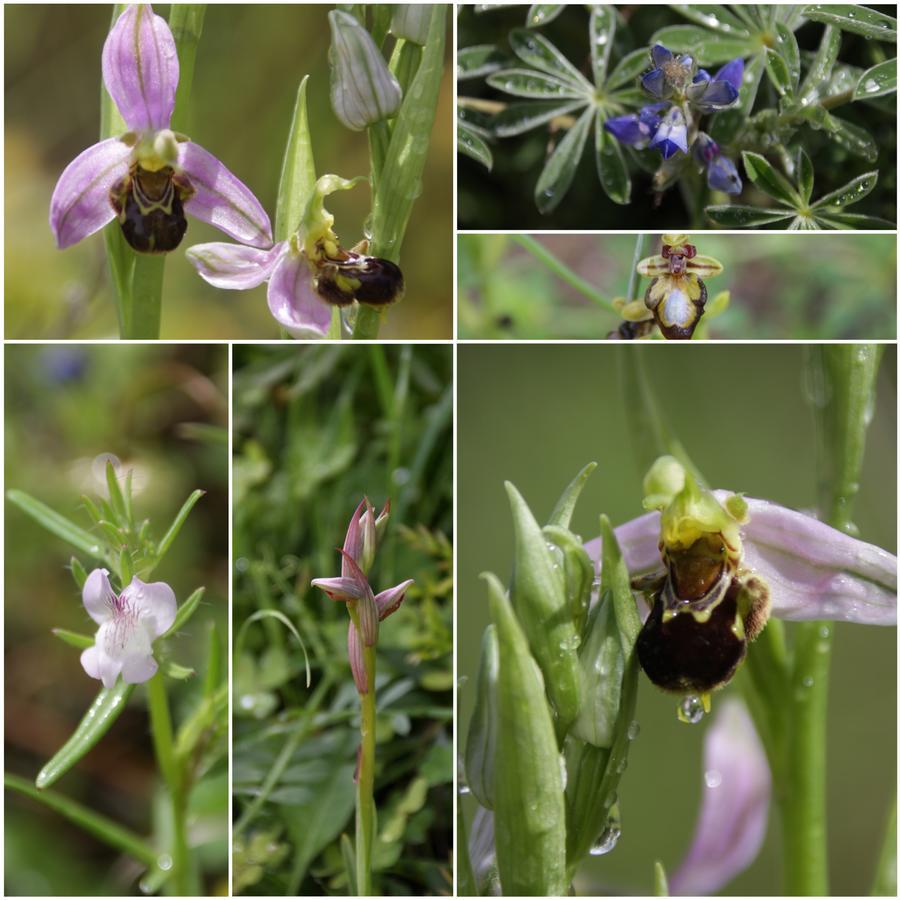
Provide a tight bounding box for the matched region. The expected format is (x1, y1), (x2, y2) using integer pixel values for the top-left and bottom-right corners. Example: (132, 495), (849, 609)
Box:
(645, 276), (707, 340)
(110, 165), (194, 254)
(314, 252), (405, 308)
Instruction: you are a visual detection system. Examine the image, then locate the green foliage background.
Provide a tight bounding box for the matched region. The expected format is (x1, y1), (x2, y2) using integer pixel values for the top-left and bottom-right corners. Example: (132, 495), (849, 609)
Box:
(5, 5), (452, 339)
(232, 344), (452, 895)
(4, 344), (229, 896)
(457, 343), (896, 895)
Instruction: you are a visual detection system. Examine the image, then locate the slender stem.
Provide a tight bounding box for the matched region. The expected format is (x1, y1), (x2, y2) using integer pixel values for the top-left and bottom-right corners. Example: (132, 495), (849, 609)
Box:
(126, 255), (165, 339)
(625, 233), (649, 301)
(357, 645), (377, 896)
(146, 673), (189, 895)
(352, 304), (386, 340)
(511, 234), (614, 311)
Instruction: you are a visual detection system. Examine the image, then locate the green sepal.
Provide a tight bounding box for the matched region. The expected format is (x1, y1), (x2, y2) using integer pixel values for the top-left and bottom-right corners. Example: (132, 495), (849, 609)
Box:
(543, 524), (594, 640)
(155, 489), (205, 568)
(275, 76), (317, 243)
(70, 556), (88, 590)
(464, 625), (499, 809)
(547, 461), (597, 529)
(162, 586), (206, 639)
(51, 628), (93, 650)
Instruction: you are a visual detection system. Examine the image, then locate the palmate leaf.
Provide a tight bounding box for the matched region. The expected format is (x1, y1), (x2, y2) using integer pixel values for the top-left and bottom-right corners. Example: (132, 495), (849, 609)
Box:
(487, 68), (589, 100)
(854, 57), (897, 100)
(606, 47), (651, 91)
(706, 205), (795, 227)
(799, 25), (841, 104)
(669, 5), (751, 37)
(526, 4), (564, 28)
(534, 106), (594, 214)
(648, 25), (755, 64)
(457, 44), (507, 81)
(595, 115), (631, 205)
(803, 4), (897, 42)
(458, 120), (493, 170)
(742, 151), (803, 207)
(509, 27), (594, 90)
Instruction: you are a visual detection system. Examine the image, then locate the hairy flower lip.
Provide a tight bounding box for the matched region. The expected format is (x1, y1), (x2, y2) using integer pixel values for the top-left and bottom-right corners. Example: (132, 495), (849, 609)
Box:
(50, 4), (272, 252)
(584, 494), (897, 626)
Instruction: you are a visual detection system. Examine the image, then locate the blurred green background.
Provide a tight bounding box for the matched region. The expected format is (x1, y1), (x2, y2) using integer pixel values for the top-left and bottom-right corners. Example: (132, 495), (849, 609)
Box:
(232, 345), (452, 895)
(458, 344), (896, 895)
(458, 233), (897, 339)
(5, 345), (229, 895)
(457, 4), (898, 230)
(5, 4), (452, 339)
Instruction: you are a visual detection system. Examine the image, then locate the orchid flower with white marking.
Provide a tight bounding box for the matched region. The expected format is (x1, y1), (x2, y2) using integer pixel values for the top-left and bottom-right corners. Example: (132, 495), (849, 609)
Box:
(79, 568), (177, 689)
(49, 4), (271, 253)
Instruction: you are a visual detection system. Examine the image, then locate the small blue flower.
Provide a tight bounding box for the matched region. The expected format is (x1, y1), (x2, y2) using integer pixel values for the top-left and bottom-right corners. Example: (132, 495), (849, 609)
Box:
(649, 106), (689, 160)
(687, 58), (743, 112)
(642, 44), (696, 99)
(693, 133), (742, 194)
(604, 103), (668, 148)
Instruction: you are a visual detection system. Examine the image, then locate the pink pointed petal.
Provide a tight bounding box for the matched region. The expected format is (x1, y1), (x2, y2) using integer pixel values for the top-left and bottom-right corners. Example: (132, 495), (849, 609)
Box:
(341, 499), (368, 577)
(670, 698), (770, 895)
(179, 142), (273, 247)
(375, 579), (415, 620)
(121, 577), (177, 637)
(49, 138), (130, 249)
(348, 620), (368, 693)
(267, 250), (332, 338)
(82, 568), (116, 625)
(311, 575), (365, 602)
(121, 652), (159, 684)
(102, 4), (178, 131)
(338, 550), (375, 600)
(186, 241), (286, 290)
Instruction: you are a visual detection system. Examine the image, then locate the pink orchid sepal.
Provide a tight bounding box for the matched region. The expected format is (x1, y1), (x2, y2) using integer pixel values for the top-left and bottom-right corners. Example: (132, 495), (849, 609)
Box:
(80, 568), (177, 689)
(50, 5), (271, 253)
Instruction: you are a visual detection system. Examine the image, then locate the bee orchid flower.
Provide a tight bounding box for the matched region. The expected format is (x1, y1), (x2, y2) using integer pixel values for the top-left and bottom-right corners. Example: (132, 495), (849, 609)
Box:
(79, 568), (177, 689)
(187, 174), (404, 338)
(50, 4), (272, 253)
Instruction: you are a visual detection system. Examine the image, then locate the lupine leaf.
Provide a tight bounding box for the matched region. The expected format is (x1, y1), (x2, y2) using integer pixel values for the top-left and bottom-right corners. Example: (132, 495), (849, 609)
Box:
(706, 204), (794, 227)
(526, 4), (564, 28)
(774, 22), (801, 92)
(509, 28), (594, 89)
(799, 25), (840, 103)
(493, 98), (586, 137)
(814, 211), (894, 229)
(742, 151), (803, 207)
(7, 490), (106, 559)
(854, 57), (897, 99)
(589, 5), (616, 87)
(458, 122), (493, 169)
(811, 170), (879, 209)
(765, 47), (794, 97)
(649, 25), (755, 64)
(803, 4), (897, 42)
(595, 116), (632, 206)
(36, 681), (135, 788)
(487, 68), (588, 99)
(534, 106), (594, 214)
(606, 47), (651, 91)
(797, 148), (815, 204)
(457, 44), (506, 80)
(669, 5), (751, 37)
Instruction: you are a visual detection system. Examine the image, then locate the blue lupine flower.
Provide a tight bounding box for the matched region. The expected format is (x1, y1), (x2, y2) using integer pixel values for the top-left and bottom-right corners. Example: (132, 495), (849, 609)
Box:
(649, 106), (689, 160)
(687, 58), (744, 113)
(642, 44), (696, 99)
(604, 103), (668, 149)
(693, 133), (742, 194)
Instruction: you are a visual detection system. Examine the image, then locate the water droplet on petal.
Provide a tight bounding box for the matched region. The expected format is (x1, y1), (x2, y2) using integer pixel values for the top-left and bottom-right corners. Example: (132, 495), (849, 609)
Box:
(678, 694), (706, 724)
(704, 768), (723, 789)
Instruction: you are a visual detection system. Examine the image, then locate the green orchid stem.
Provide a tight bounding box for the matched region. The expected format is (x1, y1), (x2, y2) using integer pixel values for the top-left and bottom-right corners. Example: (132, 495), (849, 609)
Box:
(357, 644), (378, 896)
(625, 234), (649, 301)
(511, 234), (614, 311)
(146, 673), (190, 896)
(126, 255), (166, 339)
(353, 304), (386, 340)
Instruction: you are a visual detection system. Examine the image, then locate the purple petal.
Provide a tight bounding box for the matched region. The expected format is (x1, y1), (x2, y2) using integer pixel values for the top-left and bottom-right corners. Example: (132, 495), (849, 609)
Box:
(605, 113), (655, 148)
(49, 138), (130, 249)
(691, 79), (740, 112)
(267, 250), (333, 338)
(650, 44), (673, 67)
(342, 499), (368, 576)
(80, 644), (103, 681)
(102, 4), (178, 132)
(121, 577), (177, 637)
(186, 241), (285, 290)
(82, 632), (124, 689)
(692, 131), (720, 165)
(357, 590), (380, 646)
(693, 69), (711, 84)
(715, 57), (744, 92)
(121, 652), (159, 684)
(649, 107), (688, 158)
(641, 67), (669, 99)
(348, 620), (368, 693)
(338, 549), (375, 601)
(311, 575), (365, 602)
(82, 567), (116, 625)
(375, 579), (415, 620)
(670, 698), (770, 896)
(708, 155), (742, 194)
(178, 142), (273, 248)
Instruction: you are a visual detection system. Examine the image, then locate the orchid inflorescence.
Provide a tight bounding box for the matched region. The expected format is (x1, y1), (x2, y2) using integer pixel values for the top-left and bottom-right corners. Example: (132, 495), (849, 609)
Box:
(48, 4), (413, 338)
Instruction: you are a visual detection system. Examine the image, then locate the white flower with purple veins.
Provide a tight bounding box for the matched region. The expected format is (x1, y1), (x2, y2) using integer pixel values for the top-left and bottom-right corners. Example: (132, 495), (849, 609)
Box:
(49, 5), (272, 254)
(80, 568), (177, 689)
(187, 174), (404, 338)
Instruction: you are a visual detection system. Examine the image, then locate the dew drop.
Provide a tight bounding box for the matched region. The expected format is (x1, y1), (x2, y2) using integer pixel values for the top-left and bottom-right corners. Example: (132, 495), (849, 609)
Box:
(802, 675), (814, 688)
(678, 694), (706, 724)
(590, 823), (621, 856)
(458, 783), (471, 796)
(704, 768), (723, 789)
(157, 854), (173, 871)
(627, 720), (641, 740)
(559, 753), (568, 790)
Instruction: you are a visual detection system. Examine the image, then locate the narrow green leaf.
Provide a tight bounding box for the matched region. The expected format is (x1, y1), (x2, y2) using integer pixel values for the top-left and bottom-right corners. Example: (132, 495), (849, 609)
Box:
(526, 4), (564, 28)
(119, 547), (134, 584)
(813, 211), (894, 229)
(764, 47), (794, 97)
(508, 28), (594, 90)
(810, 170), (879, 210)
(705, 204), (794, 227)
(654, 860), (670, 896)
(341, 834), (358, 897)
(803, 5), (896, 42)
(6, 773), (156, 866)
(606, 47), (651, 91)
(457, 44), (506, 81)
(601, 516), (642, 652)
(871, 800), (897, 896)
(589, 6), (616, 86)
(7, 490), (106, 559)
(36, 681), (135, 788)
(854, 57), (897, 100)
(492, 99), (586, 137)
(595, 117), (631, 206)
(70, 556), (88, 590)
(275, 77), (316, 243)
(458, 122), (493, 170)
(464, 626), (500, 809)
(534, 106), (593, 214)
(799, 25), (840, 103)
(742, 151), (802, 207)
(484, 571), (567, 897)
(162, 660), (196, 680)
(649, 25), (755, 64)
(774, 22), (801, 92)
(487, 68), (587, 99)
(548, 461), (598, 529)
(204, 621), (223, 698)
(505, 481), (581, 727)
(155, 489), (205, 564)
(669, 5), (750, 36)
(168, 4), (206, 134)
(797, 147), (815, 204)
(457, 797), (479, 897)
(51, 628), (93, 650)
(162, 586), (206, 639)
(236, 609), (310, 688)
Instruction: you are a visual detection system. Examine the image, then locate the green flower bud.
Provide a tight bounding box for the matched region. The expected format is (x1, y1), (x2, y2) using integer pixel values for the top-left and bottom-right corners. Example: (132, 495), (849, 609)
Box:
(390, 5), (432, 45)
